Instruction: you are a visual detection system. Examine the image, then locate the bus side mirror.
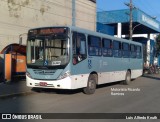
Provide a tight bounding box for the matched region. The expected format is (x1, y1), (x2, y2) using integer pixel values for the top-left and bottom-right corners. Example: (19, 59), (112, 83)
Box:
(19, 37), (22, 45)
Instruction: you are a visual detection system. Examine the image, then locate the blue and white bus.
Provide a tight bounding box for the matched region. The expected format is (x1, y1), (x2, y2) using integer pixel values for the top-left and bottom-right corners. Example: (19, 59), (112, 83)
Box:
(26, 26), (143, 94)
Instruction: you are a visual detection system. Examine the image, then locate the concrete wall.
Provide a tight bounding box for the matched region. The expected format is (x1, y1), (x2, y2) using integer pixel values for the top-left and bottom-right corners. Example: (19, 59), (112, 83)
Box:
(0, 0), (96, 50)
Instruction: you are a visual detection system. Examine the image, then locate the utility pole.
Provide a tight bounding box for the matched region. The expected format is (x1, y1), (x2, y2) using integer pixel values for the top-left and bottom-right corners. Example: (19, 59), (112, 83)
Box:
(129, 0), (133, 40)
(72, 0), (76, 26)
(125, 0), (133, 40)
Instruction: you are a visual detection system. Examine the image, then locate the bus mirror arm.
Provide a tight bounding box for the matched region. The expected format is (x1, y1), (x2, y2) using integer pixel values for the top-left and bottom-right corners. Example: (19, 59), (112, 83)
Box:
(19, 33), (27, 45)
(19, 37), (22, 45)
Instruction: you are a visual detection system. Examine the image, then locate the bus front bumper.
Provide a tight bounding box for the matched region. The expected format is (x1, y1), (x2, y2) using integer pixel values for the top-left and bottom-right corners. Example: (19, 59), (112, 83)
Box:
(26, 76), (73, 89)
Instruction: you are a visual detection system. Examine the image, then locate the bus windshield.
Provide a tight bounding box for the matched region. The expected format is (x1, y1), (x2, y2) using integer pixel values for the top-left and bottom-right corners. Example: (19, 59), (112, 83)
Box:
(27, 35), (70, 68)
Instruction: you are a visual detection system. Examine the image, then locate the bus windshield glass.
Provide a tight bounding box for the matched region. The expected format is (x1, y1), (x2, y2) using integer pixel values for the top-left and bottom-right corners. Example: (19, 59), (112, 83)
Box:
(27, 28), (70, 68)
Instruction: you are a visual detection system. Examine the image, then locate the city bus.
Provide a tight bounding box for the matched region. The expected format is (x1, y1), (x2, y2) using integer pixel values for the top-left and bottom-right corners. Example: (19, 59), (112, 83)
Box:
(26, 26), (143, 94)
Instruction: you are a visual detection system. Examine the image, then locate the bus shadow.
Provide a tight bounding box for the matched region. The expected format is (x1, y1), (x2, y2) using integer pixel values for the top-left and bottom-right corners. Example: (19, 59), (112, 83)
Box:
(97, 81), (122, 89)
(142, 74), (160, 80)
(12, 75), (26, 82)
(31, 87), (82, 95)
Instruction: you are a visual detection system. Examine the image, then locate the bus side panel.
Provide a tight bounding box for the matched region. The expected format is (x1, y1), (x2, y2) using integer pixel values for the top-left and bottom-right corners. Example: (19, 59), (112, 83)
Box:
(98, 57), (127, 84)
(70, 59), (90, 88)
(70, 56), (143, 88)
(131, 69), (143, 78)
(70, 74), (89, 89)
(92, 56), (142, 85)
(129, 58), (143, 78)
(98, 71), (126, 85)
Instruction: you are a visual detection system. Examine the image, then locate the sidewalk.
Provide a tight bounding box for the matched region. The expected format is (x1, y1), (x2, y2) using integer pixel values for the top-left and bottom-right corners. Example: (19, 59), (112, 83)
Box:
(0, 79), (33, 99)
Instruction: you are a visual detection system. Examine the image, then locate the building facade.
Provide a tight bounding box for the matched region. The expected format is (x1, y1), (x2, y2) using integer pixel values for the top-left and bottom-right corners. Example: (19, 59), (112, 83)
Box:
(0, 0), (96, 50)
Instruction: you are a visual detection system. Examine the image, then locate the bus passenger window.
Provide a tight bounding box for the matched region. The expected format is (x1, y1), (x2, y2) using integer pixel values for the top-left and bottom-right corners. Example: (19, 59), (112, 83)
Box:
(122, 43), (129, 58)
(72, 32), (87, 65)
(88, 36), (101, 56)
(130, 44), (136, 58)
(102, 38), (112, 57)
(113, 41), (121, 58)
(136, 46), (142, 58)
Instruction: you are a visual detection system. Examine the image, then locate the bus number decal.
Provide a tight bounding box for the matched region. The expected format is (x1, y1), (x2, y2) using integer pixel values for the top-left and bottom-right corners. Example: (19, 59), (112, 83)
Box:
(88, 59), (92, 69)
(52, 61), (61, 66)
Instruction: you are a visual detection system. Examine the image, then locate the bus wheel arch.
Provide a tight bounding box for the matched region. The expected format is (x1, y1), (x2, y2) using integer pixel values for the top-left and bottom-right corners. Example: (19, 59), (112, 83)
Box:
(83, 72), (97, 95)
(90, 72), (98, 84)
(123, 69), (131, 85)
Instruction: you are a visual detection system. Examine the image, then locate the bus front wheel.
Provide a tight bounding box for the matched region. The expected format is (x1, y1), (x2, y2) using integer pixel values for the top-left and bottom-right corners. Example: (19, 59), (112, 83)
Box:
(83, 74), (97, 95)
(123, 70), (131, 85)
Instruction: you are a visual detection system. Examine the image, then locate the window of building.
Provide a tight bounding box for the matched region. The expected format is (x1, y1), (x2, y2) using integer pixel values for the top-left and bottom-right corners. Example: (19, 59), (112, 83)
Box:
(88, 35), (102, 56)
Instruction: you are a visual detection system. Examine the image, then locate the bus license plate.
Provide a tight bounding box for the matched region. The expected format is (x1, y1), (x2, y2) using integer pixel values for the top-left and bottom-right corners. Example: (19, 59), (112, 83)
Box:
(39, 82), (47, 86)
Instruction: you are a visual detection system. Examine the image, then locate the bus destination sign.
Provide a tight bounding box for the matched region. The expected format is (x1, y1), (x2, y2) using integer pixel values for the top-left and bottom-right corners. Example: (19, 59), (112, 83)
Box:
(29, 27), (68, 36)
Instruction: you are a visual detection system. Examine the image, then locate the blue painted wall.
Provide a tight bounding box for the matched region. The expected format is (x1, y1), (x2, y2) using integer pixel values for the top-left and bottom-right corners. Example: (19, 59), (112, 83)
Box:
(97, 9), (138, 24)
(97, 22), (114, 35)
(97, 9), (160, 32)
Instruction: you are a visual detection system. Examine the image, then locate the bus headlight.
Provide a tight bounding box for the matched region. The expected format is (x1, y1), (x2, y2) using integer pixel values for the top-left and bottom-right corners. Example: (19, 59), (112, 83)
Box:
(58, 71), (71, 80)
(26, 71), (32, 78)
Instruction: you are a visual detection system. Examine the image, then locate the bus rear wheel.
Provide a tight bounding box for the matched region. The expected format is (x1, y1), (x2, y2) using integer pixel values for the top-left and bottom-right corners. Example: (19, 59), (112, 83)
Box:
(123, 70), (131, 85)
(83, 74), (97, 95)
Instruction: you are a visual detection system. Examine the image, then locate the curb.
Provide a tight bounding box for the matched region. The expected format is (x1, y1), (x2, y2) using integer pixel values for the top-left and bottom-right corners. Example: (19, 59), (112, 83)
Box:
(0, 91), (34, 99)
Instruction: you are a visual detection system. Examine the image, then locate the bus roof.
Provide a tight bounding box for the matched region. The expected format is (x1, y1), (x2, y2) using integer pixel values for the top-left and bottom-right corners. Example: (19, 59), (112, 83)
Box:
(69, 26), (142, 46)
(29, 26), (142, 46)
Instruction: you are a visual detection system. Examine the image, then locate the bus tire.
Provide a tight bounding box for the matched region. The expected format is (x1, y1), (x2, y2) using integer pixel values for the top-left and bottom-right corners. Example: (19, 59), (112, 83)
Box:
(83, 74), (97, 95)
(123, 70), (131, 85)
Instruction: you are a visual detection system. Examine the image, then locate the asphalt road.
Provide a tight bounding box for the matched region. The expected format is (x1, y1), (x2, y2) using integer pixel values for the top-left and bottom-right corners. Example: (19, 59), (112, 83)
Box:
(0, 74), (160, 122)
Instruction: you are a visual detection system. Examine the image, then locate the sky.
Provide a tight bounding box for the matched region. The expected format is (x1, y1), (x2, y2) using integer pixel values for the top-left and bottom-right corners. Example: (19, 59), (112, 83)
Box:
(97, 0), (160, 21)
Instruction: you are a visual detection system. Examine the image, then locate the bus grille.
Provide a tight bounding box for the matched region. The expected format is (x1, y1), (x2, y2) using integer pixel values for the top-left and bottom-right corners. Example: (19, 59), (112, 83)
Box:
(33, 69), (55, 75)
